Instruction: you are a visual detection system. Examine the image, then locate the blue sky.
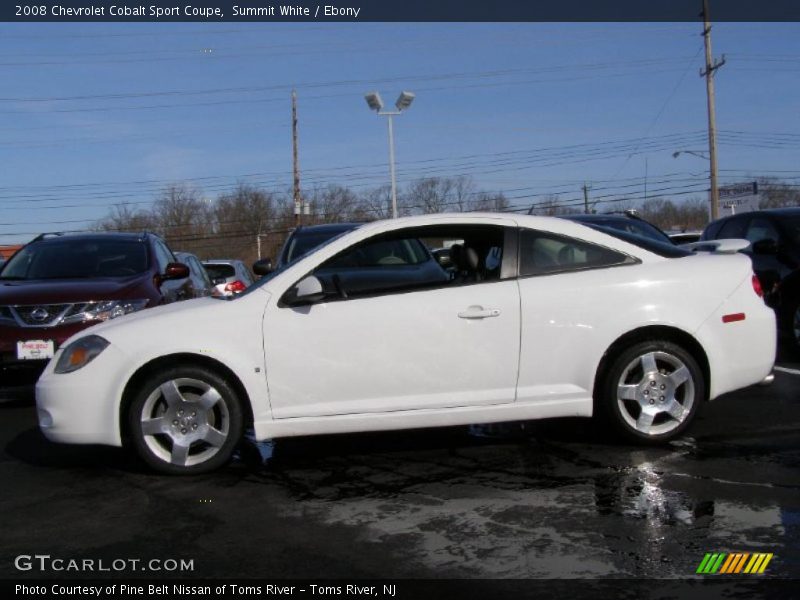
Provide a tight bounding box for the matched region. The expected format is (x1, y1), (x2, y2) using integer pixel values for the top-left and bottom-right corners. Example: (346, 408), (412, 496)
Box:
(0, 21), (799, 243)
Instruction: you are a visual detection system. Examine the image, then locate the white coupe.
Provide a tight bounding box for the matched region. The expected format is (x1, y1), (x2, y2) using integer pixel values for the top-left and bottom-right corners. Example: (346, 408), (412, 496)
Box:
(36, 214), (776, 474)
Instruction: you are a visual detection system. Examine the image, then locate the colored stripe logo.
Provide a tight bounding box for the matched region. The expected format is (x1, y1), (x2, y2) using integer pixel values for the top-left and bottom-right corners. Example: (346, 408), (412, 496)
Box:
(696, 552), (773, 574)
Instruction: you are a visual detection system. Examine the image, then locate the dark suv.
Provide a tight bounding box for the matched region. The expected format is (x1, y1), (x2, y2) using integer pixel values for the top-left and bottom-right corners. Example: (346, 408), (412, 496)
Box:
(561, 212), (675, 245)
(701, 207), (800, 346)
(0, 232), (189, 386)
(253, 223), (362, 276)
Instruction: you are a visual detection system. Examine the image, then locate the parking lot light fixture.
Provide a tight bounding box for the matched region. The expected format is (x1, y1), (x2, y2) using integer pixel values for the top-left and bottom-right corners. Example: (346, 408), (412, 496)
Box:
(364, 90), (415, 219)
(672, 150), (710, 160)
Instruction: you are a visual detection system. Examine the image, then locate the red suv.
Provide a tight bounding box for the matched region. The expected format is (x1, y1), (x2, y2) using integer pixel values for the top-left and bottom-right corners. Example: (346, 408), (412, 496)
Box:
(0, 232), (189, 388)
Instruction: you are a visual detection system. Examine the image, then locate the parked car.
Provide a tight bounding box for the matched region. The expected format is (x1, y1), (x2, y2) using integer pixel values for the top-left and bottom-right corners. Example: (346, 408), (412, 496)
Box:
(701, 207), (800, 347)
(561, 212), (674, 245)
(253, 222), (362, 276)
(0, 232), (189, 386)
(36, 214), (775, 474)
(202, 259), (254, 296)
(174, 252), (215, 299)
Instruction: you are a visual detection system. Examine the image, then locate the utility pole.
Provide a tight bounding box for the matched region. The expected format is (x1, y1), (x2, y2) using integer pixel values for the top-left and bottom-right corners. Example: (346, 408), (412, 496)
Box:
(701, 0), (725, 221)
(292, 89), (302, 227)
(582, 183), (591, 214)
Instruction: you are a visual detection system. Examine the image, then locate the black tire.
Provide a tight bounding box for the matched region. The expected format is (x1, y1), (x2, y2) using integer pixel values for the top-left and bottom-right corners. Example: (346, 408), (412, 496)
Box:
(597, 340), (704, 445)
(127, 365), (243, 475)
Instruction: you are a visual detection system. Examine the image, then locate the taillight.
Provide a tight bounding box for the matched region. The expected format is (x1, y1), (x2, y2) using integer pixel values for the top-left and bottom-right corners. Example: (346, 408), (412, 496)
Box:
(752, 274), (763, 298)
(225, 280), (246, 293)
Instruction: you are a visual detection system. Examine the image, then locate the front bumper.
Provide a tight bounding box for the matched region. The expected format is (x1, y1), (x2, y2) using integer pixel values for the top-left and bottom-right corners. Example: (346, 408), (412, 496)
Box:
(36, 342), (130, 447)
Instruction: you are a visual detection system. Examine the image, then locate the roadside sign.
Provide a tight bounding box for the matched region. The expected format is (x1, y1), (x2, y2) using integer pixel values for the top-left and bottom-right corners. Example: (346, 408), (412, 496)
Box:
(718, 182), (759, 216)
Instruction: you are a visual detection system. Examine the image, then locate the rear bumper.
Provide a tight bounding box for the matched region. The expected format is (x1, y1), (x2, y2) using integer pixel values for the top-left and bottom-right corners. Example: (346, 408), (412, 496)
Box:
(696, 284), (777, 400)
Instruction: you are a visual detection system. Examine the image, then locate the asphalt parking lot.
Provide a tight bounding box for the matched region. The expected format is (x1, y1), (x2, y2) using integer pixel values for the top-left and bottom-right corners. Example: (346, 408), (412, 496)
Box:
(1, 344), (798, 583)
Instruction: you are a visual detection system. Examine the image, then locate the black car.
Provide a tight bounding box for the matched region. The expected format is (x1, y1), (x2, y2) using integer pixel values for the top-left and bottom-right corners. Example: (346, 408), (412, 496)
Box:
(701, 207), (800, 346)
(561, 213), (675, 245)
(253, 223), (362, 276)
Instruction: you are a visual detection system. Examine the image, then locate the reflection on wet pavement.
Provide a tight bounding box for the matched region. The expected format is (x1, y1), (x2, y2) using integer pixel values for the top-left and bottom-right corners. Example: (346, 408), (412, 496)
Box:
(234, 418), (799, 578)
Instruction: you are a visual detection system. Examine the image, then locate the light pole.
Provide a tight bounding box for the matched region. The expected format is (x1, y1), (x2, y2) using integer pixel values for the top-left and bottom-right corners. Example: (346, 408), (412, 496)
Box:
(672, 150), (709, 160)
(365, 91), (415, 219)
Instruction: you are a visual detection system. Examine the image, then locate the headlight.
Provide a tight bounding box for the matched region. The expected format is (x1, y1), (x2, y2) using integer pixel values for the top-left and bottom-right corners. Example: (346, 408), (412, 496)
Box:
(54, 335), (110, 374)
(61, 299), (148, 325)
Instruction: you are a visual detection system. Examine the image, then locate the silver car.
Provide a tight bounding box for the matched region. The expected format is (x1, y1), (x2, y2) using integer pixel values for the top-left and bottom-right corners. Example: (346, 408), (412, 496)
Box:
(202, 259), (255, 297)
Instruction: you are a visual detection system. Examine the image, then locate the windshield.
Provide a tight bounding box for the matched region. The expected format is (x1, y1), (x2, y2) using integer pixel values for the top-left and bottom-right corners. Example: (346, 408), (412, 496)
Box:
(777, 215), (800, 245)
(585, 225), (692, 258)
(0, 239), (148, 280)
(204, 263), (236, 279)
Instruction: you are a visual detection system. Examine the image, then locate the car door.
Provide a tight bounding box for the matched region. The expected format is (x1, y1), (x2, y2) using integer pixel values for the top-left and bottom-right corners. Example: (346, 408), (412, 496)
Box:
(515, 228), (638, 404)
(263, 223), (521, 419)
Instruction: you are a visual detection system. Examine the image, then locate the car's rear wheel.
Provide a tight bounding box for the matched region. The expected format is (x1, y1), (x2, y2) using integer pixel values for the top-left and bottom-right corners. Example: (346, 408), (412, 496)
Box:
(599, 341), (703, 444)
(128, 365), (243, 474)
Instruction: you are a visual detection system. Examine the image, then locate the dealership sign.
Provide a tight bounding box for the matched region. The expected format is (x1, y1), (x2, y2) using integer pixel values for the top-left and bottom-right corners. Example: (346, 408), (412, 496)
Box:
(718, 182), (759, 216)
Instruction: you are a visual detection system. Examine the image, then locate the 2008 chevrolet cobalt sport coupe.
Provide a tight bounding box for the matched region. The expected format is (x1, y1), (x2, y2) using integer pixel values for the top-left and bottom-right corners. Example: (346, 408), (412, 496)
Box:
(36, 214), (776, 474)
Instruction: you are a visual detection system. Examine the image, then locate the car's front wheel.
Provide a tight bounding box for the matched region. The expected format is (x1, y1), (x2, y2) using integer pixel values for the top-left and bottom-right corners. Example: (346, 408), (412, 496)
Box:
(598, 341), (703, 444)
(128, 365), (243, 474)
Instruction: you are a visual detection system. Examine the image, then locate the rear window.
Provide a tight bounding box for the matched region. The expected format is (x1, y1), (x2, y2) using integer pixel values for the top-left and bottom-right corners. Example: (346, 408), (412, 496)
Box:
(520, 230), (632, 276)
(0, 239), (148, 280)
(587, 226), (692, 258)
(204, 263), (236, 279)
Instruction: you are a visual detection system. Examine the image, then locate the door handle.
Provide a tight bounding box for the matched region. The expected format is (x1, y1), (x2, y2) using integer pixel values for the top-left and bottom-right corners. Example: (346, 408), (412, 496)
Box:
(458, 306), (501, 319)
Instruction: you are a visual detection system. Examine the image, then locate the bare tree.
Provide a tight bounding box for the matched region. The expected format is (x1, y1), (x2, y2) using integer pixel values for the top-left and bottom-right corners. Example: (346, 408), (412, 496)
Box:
(151, 184), (211, 253)
(96, 204), (157, 232)
(406, 176), (476, 214)
(528, 194), (573, 216)
(758, 178), (800, 209)
(209, 184), (285, 263)
(358, 185), (393, 220)
(472, 192), (510, 213)
(307, 184), (360, 223)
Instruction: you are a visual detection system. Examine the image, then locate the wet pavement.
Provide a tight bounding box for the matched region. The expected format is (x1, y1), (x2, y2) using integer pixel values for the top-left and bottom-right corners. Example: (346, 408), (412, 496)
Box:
(1, 347), (798, 582)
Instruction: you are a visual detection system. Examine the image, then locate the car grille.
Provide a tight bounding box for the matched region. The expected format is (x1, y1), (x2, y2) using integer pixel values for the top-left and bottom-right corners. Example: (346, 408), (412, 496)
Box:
(1, 304), (76, 327)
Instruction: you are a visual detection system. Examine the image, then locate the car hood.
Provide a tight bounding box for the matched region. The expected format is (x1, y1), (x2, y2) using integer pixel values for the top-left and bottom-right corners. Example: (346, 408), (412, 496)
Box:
(0, 277), (147, 305)
(70, 287), (271, 348)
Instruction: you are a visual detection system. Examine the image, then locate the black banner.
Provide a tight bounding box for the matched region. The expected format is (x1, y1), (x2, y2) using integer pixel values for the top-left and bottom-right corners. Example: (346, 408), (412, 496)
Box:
(4, 579), (800, 600)
(3, 0), (800, 23)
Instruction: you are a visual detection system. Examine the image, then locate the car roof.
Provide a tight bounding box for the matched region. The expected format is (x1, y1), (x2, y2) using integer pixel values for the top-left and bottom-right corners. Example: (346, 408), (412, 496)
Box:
(292, 222), (363, 235)
(29, 232), (150, 244)
(751, 207), (800, 217)
(202, 259), (245, 265)
(563, 214), (639, 224)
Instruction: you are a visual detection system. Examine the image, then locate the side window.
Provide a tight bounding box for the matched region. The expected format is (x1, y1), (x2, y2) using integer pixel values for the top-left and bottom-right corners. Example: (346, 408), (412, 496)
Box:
(194, 258), (213, 287)
(745, 218), (780, 244)
(519, 229), (631, 276)
(152, 241), (175, 272)
(238, 264), (255, 286)
(309, 224), (507, 299)
(717, 217), (748, 239)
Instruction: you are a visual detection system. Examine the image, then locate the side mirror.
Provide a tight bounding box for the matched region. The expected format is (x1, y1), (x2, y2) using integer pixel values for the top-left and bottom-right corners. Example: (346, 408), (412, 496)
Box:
(752, 238), (778, 255)
(253, 258), (274, 276)
(162, 262), (190, 281)
(284, 275), (326, 306)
